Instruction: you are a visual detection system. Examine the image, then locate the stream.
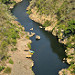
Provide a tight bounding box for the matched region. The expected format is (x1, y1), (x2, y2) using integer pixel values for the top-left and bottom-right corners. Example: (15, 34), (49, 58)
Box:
(12, 0), (69, 75)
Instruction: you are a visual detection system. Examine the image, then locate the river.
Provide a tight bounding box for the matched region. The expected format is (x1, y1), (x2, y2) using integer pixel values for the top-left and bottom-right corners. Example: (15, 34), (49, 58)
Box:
(12, 0), (69, 75)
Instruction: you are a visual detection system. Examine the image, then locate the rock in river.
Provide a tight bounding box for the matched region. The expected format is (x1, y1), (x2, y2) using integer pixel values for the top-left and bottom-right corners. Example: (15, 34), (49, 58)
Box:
(36, 35), (40, 40)
(30, 28), (33, 30)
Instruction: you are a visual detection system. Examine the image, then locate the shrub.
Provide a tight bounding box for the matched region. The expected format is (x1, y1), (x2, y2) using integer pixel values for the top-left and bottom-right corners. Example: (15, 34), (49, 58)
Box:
(9, 59), (14, 64)
(0, 0), (10, 3)
(12, 39), (17, 46)
(0, 66), (5, 72)
(27, 43), (31, 49)
(1, 41), (8, 48)
(4, 67), (11, 73)
(26, 35), (29, 39)
(26, 9), (32, 15)
(43, 20), (51, 27)
(1, 56), (9, 61)
(19, 27), (23, 31)
(11, 48), (17, 51)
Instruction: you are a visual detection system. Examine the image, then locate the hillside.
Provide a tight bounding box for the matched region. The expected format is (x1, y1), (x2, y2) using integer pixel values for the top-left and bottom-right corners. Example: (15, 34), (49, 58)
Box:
(27, 0), (75, 75)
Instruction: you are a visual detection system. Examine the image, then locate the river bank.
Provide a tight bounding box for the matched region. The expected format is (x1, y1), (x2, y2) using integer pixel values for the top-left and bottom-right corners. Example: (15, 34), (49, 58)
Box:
(27, 0), (75, 75)
(0, 0), (34, 75)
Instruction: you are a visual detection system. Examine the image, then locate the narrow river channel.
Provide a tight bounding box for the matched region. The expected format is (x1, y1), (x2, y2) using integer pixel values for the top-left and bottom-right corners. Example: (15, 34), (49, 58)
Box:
(12, 0), (69, 75)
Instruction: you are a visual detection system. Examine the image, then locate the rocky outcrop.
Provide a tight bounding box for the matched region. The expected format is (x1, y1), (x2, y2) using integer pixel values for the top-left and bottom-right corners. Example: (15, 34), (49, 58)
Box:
(29, 32), (35, 37)
(9, 0), (22, 9)
(12, 0), (22, 3)
(27, 7), (57, 32)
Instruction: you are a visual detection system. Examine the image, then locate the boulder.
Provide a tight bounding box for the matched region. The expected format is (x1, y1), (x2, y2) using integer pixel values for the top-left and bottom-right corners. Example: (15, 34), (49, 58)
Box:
(29, 32), (35, 37)
(26, 55), (32, 58)
(39, 26), (43, 28)
(36, 35), (40, 40)
(30, 28), (33, 30)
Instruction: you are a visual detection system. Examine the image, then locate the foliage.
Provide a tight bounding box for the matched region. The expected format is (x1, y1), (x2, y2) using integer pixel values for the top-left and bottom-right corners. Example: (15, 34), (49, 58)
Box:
(9, 59), (14, 64)
(68, 64), (75, 73)
(0, 66), (5, 72)
(43, 20), (51, 27)
(0, 0), (16, 4)
(0, 0), (10, 3)
(11, 48), (17, 51)
(26, 9), (32, 15)
(26, 35), (29, 39)
(4, 67), (11, 73)
(0, 3), (22, 59)
(27, 43), (31, 49)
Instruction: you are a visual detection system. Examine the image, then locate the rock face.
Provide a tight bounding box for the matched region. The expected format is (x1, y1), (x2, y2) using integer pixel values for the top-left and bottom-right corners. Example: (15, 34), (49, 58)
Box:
(13, 0), (22, 3)
(28, 7), (57, 32)
(45, 26), (54, 31)
(36, 35), (40, 40)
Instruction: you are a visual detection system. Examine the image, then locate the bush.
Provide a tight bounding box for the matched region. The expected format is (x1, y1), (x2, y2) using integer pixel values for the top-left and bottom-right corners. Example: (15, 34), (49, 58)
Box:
(9, 59), (14, 64)
(0, 66), (5, 72)
(0, 0), (10, 3)
(27, 43), (31, 49)
(26, 9), (32, 15)
(11, 48), (17, 51)
(4, 67), (11, 73)
(12, 39), (17, 46)
(1, 41), (8, 48)
(43, 20), (51, 27)
(26, 35), (29, 39)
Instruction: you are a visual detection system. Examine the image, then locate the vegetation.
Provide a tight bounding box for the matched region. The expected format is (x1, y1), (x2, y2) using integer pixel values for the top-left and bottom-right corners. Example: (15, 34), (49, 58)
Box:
(26, 35), (29, 39)
(4, 67), (11, 73)
(27, 43), (31, 49)
(0, 0), (16, 4)
(0, 2), (23, 59)
(9, 59), (14, 64)
(0, 0), (31, 74)
(11, 48), (17, 51)
(26, 9), (32, 15)
(0, 66), (5, 72)
(43, 20), (51, 27)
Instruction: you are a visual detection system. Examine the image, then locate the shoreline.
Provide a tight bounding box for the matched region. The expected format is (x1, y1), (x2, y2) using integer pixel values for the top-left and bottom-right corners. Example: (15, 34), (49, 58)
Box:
(27, 5), (74, 75)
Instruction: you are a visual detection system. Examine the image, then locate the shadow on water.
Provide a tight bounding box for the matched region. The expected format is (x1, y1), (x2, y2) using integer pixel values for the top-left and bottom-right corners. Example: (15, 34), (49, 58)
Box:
(12, 0), (69, 75)
(41, 30), (66, 60)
